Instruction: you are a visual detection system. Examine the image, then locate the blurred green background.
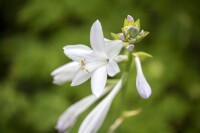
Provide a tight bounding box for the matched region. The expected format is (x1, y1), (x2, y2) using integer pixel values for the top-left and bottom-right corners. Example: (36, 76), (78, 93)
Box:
(0, 0), (200, 133)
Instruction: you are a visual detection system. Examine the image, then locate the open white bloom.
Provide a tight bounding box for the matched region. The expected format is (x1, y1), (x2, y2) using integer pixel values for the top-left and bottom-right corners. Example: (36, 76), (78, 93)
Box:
(51, 55), (127, 85)
(63, 20), (123, 97)
(135, 56), (152, 99)
(56, 86), (112, 133)
(78, 79), (122, 133)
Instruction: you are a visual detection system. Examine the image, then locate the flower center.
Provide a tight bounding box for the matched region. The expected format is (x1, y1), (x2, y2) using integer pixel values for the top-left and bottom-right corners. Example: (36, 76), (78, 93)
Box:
(80, 59), (90, 73)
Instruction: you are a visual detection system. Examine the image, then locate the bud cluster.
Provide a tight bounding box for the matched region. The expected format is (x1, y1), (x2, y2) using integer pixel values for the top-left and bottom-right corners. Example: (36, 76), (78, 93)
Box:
(111, 15), (149, 46)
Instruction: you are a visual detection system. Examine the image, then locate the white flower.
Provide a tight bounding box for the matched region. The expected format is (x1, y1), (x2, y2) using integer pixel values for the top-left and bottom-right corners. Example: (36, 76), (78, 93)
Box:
(63, 20), (123, 97)
(51, 62), (79, 85)
(56, 86), (112, 133)
(135, 56), (152, 99)
(78, 79), (122, 133)
(51, 55), (127, 86)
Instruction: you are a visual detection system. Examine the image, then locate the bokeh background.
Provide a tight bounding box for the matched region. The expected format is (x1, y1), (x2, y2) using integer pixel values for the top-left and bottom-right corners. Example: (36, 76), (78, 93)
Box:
(0, 0), (200, 133)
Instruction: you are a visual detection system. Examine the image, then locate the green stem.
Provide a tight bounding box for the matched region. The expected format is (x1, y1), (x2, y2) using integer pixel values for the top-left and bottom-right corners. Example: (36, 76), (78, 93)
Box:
(121, 51), (133, 111)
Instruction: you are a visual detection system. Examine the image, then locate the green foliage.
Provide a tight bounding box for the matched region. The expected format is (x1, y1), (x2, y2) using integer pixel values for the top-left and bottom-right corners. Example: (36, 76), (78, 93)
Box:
(0, 0), (200, 133)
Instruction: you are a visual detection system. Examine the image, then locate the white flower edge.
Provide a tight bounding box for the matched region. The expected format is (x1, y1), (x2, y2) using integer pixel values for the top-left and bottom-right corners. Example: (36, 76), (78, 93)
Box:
(78, 79), (122, 133)
(56, 86), (112, 133)
(135, 56), (152, 99)
(51, 62), (79, 85)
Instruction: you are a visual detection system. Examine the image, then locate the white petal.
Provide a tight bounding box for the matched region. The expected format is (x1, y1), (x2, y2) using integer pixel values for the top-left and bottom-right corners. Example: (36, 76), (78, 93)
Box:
(106, 60), (120, 77)
(91, 65), (107, 97)
(105, 40), (123, 59)
(135, 56), (152, 99)
(63, 45), (93, 62)
(51, 62), (79, 85)
(56, 86), (112, 133)
(85, 59), (107, 72)
(56, 95), (98, 133)
(90, 20), (105, 55)
(78, 80), (122, 133)
(71, 69), (91, 86)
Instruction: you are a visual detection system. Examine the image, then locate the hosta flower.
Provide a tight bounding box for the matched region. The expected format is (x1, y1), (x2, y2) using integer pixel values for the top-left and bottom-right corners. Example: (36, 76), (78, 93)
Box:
(135, 56), (151, 99)
(56, 86), (111, 133)
(51, 55), (127, 86)
(78, 79), (122, 133)
(62, 20), (123, 97)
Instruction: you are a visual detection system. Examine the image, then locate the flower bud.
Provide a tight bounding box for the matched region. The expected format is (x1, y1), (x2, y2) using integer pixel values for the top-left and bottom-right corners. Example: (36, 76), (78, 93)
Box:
(127, 15), (134, 22)
(126, 44), (134, 52)
(127, 26), (139, 38)
(119, 33), (125, 41)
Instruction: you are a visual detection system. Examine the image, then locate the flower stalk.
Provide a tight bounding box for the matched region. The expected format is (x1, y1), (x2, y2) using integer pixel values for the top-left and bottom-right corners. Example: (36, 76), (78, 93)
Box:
(51, 14), (153, 133)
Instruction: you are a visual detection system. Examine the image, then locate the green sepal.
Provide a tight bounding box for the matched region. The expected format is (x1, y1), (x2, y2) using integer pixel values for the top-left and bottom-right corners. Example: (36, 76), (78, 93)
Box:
(134, 19), (140, 31)
(111, 32), (120, 40)
(131, 31), (149, 43)
(133, 51), (152, 60)
(128, 20), (135, 26)
(124, 18), (129, 27)
(122, 42), (129, 47)
(124, 18), (135, 27)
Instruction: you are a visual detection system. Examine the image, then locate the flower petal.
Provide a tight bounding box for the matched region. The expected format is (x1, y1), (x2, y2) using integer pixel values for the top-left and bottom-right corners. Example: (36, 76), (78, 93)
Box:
(106, 60), (120, 77)
(56, 86), (112, 133)
(135, 56), (152, 99)
(90, 20), (105, 55)
(85, 59), (107, 72)
(91, 65), (107, 97)
(51, 62), (79, 85)
(105, 40), (123, 59)
(71, 69), (91, 86)
(78, 80), (122, 133)
(56, 95), (98, 133)
(63, 45), (93, 62)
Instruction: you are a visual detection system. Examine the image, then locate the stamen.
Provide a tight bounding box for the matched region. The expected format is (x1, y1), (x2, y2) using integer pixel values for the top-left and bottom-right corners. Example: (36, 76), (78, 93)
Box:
(80, 59), (90, 73)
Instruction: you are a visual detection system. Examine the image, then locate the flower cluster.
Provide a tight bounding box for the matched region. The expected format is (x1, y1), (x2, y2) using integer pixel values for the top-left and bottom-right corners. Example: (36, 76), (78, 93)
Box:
(51, 15), (152, 133)
(111, 15), (149, 48)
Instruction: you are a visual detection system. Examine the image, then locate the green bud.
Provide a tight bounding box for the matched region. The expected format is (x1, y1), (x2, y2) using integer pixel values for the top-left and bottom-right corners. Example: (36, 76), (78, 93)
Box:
(127, 26), (139, 38)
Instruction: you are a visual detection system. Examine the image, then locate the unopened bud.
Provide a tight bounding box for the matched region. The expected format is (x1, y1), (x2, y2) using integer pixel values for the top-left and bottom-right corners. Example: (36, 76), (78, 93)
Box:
(126, 44), (134, 52)
(127, 26), (139, 38)
(141, 30), (144, 35)
(119, 33), (125, 41)
(127, 15), (134, 22)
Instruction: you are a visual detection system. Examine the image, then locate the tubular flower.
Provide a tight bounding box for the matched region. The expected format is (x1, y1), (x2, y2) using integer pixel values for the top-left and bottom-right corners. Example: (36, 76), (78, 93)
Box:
(135, 56), (152, 99)
(56, 86), (112, 133)
(78, 80), (122, 133)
